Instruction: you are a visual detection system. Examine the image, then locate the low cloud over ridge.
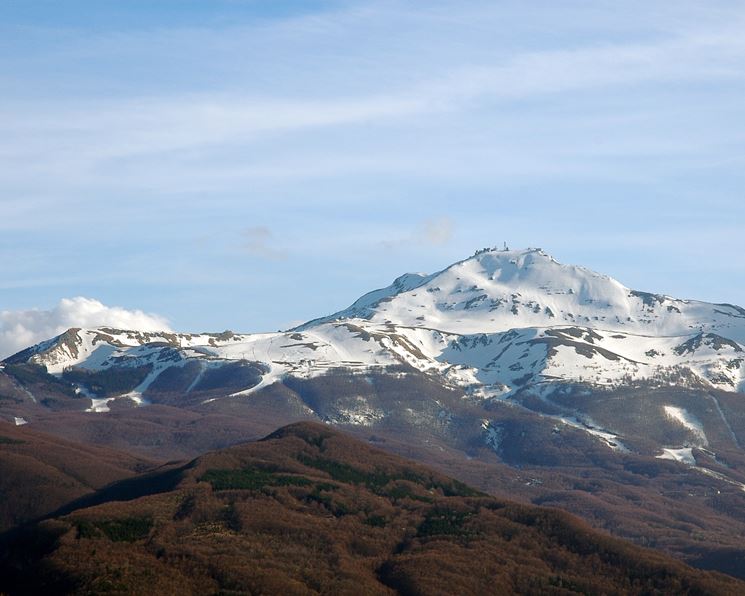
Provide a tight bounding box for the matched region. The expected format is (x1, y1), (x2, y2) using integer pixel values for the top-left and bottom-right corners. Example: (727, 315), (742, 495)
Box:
(0, 297), (170, 360)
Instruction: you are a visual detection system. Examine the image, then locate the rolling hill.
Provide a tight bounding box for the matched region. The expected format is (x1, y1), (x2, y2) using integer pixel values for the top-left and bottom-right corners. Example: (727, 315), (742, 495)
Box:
(1, 422), (742, 595)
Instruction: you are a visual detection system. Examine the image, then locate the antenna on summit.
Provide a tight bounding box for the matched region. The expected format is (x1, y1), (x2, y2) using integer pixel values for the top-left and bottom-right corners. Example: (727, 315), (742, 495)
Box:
(503, 241), (509, 251)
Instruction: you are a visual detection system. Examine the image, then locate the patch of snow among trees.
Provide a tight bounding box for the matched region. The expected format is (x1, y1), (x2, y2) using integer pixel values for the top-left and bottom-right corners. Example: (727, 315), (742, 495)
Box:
(663, 406), (707, 444)
(657, 447), (696, 465)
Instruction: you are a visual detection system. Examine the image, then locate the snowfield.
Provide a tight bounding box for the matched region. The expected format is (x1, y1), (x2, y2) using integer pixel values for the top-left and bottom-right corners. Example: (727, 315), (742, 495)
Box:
(9, 247), (745, 408)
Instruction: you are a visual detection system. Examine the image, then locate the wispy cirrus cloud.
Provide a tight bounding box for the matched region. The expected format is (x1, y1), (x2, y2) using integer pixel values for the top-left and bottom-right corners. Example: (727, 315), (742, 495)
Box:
(2, 16), (744, 192)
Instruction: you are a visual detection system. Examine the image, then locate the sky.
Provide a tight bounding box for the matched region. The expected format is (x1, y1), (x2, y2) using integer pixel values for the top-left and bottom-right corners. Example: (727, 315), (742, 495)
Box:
(1, 0), (745, 357)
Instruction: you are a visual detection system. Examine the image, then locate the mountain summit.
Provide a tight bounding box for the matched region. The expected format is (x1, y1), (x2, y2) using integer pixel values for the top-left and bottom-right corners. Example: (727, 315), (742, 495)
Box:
(300, 247), (745, 340)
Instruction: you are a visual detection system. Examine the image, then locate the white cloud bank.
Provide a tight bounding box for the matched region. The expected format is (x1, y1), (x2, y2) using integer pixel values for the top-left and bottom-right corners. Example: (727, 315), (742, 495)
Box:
(0, 297), (171, 360)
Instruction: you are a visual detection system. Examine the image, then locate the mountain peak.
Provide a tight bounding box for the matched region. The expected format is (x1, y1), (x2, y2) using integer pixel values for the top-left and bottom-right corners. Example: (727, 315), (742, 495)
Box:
(469, 245), (552, 259)
(297, 247), (632, 334)
(460, 246), (606, 281)
(456, 246), (591, 285)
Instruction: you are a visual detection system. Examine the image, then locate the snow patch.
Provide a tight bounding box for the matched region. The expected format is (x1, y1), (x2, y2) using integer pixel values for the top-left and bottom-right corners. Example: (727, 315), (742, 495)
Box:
(657, 447), (696, 465)
(330, 396), (384, 426)
(482, 420), (503, 452)
(557, 416), (629, 452)
(663, 406), (707, 444)
(86, 397), (116, 413)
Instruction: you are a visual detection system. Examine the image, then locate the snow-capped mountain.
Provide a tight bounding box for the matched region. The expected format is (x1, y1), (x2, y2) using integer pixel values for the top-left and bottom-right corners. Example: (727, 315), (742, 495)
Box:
(8, 247), (745, 408)
(300, 247), (745, 340)
(6, 247), (745, 578)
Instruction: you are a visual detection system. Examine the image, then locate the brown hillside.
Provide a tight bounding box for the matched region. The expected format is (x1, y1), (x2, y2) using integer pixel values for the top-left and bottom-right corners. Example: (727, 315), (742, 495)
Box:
(11, 376), (745, 580)
(0, 421), (156, 531)
(0, 422), (742, 595)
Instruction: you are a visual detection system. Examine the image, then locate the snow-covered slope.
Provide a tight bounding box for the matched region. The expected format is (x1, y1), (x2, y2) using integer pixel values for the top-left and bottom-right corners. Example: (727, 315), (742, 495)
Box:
(295, 247), (745, 393)
(7, 248), (745, 407)
(299, 248), (745, 341)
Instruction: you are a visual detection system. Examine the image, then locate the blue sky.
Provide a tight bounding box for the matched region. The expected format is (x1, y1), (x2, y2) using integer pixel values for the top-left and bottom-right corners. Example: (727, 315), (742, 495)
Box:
(1, 0), (744, 351)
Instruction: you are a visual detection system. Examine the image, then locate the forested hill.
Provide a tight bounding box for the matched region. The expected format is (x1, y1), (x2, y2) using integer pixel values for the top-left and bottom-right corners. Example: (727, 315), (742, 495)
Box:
(1, 422), (741, 595)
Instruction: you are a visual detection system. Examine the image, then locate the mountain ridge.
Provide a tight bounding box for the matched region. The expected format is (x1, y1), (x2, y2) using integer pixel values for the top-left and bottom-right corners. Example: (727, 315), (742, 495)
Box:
(6, 247), (745, 404)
